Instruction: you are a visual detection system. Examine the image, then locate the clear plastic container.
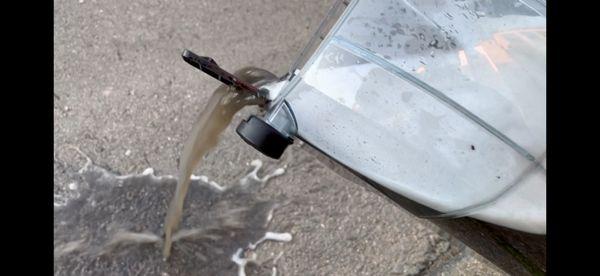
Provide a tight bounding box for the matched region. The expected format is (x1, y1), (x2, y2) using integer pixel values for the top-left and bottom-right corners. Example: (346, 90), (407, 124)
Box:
(272, 0), (546, 234)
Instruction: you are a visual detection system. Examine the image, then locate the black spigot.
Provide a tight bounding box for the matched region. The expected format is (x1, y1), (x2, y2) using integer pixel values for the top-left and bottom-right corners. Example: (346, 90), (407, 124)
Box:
(236, 115), (293, 159)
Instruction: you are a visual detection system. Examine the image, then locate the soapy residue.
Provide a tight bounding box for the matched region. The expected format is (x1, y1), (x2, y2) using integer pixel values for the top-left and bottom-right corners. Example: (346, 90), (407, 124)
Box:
(54, 154), (290, 274)
(248, 232), (293, 250)
(239, 159), (286, 186)
(231, 232), (292, 276)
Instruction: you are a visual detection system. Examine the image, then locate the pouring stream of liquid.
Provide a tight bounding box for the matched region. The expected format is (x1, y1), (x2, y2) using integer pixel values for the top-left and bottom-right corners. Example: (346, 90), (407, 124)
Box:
(163, 67), (277, 258)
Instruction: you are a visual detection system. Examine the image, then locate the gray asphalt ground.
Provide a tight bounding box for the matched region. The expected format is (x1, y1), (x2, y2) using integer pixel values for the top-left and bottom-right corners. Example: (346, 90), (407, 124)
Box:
(54, 0), (507, 275)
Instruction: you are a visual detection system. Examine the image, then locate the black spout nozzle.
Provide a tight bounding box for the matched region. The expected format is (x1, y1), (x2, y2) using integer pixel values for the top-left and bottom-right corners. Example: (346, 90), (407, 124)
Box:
(236, 116), (293, 159)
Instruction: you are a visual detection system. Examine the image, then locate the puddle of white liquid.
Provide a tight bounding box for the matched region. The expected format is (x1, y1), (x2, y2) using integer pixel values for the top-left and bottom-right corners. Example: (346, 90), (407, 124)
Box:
(240, 159), (286, 186)
(142, 168), (154, 175)
(232, 232), (292, 276)
(231, 248), (252, 276)
(73, 159), (286, 251)
(248, 232), (293, 250)
(55, 121), (293, 274)
(55, 146), (291, 275)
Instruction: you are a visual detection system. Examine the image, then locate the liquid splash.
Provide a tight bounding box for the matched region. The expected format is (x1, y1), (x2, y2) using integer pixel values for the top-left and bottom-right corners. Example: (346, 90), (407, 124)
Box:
(163, 67), (278, 258)
(54, 157), (288, 275)
(231, 232), (292, 276)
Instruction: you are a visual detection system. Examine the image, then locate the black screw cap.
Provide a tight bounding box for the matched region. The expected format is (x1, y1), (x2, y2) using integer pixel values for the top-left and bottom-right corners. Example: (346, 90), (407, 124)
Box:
(236, 115), (293, 159)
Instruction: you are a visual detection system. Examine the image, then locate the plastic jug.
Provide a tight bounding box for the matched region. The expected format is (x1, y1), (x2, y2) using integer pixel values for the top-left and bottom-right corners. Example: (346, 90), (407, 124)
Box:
(236, 0), (546, 234)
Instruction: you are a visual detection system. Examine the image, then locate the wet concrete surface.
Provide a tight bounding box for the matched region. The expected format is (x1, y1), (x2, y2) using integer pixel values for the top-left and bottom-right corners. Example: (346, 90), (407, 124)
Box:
(54, 0), (506, 274)
(54, 161), (285, 275)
